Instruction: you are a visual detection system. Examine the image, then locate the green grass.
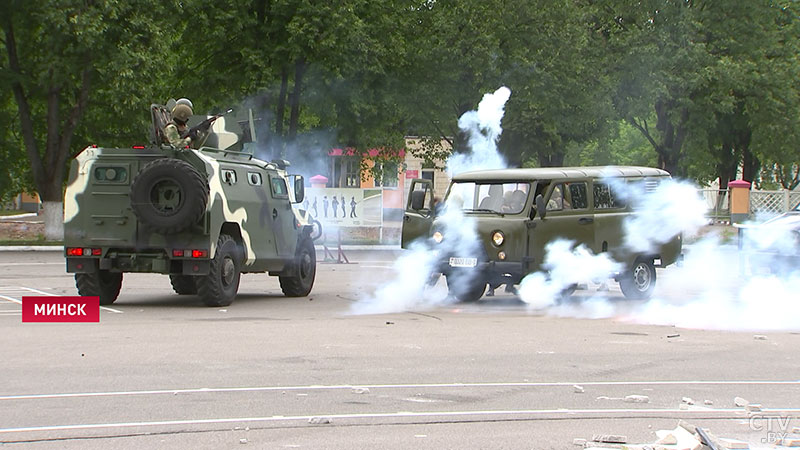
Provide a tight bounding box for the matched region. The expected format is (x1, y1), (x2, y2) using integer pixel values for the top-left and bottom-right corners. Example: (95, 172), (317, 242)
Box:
(0, 237), (62, 246)
(0, 210), (35, 216)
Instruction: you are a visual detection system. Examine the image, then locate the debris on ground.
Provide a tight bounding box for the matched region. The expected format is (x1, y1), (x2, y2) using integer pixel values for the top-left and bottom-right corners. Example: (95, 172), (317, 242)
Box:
(745, 403), (762, 412)
(734, 396), (749, 407)
(239, 438), (248, 444)
(704, 400), (713, 406)
(682, 397), (695, 405)
(574, 385), (585, 393)
(352, 387), (370, 394)
(591, 434), (628, 444)
(570, 419), (800, 450)
(753, 335), (768, 340)
(308, 417), (331, 424)
(624, 394), (650, 403)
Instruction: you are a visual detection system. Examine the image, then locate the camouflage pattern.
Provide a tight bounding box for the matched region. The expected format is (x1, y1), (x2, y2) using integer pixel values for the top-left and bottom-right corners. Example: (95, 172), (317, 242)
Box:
(64, 104), (314, 304)
(163, 122), (191, 148)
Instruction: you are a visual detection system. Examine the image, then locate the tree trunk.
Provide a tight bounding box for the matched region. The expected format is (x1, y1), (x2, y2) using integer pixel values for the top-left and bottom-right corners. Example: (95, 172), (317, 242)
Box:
(537, 151), (565, 167)
(42, 201), (63, 241)
(275, 66), (288, 137)
(288, 56), (306, 141)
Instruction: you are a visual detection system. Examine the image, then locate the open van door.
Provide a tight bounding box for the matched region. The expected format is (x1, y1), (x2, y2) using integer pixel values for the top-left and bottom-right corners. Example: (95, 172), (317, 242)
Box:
(401, 179), (434, 249)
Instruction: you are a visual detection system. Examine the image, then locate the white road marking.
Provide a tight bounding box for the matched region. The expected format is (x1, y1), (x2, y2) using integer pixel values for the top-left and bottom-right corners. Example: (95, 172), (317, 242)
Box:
(2, 407), (800, 434)
(0, 262), (63, 266)
(2, 380), (799, 401)
(0, 294), (21, 305)
(0, 287), (123, 314)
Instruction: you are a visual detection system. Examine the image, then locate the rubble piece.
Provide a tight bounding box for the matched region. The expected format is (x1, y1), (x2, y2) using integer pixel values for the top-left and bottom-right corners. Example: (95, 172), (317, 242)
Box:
(781, 438), (800, 447)
(717, 438), (749, 449)
(704, 400), (714, 406)
(574, 385), (585, 393)
(753, 335), (767, 340)
(308, 417), (331, 425)
(624, 395), (650, 403)
(592, 434), (628, 444)
(682, 397), (695, 405)
(573, 438), (587, 446)
(352, 387), (370, 394)
(669, 422), (703, 450)
(239, 438), (248, 444)
(667, 334), (681, 338)
(745, 403), (762, 412)
(734, 397), (749, 407)
(655, 430), (678, 445)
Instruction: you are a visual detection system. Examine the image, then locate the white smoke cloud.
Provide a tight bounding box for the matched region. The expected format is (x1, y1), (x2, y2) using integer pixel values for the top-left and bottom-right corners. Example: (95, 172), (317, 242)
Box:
(520, 178), (800, 332)
(352, 87), (512, 314)
(518, 239), (621, 310)
(447, 86), (510, 176)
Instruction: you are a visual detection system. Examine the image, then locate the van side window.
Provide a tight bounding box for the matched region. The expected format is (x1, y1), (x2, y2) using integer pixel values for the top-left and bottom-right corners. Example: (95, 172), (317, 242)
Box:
(593, 182), (626, 209)
(567, 182), (588, 209)
(547, 184), (564, 211)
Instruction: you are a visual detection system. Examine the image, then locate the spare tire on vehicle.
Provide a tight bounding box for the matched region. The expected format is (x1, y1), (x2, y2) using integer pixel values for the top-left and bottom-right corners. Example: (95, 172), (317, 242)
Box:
(130, 158), (209, 234)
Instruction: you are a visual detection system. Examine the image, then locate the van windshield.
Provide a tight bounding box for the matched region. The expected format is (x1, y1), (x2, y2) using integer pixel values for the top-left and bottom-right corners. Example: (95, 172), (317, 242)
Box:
(447, 182), (530, 214)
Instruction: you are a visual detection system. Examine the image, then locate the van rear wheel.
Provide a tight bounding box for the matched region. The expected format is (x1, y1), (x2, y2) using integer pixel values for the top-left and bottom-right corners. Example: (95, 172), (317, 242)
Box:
(619, 259), (656, 300)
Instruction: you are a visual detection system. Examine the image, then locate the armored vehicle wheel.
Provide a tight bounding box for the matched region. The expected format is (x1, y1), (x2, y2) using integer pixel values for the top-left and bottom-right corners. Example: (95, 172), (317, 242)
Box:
(446, 272), (486, 303)
(309, 219), (323, 241)
(279, 238), (316, 297)
(619, 259), (656, 300)
(130, 158), (209, 234)
(197, 234), (242, 307)
(169, 274), (197, 295)
(75, 271), (123, 305)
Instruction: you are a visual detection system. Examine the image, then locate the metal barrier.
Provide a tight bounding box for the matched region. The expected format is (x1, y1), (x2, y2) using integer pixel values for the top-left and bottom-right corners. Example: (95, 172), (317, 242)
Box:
(698, 189), (730, 222)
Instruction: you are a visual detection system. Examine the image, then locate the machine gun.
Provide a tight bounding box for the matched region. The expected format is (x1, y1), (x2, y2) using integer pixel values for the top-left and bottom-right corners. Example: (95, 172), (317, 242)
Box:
(181, 108), (234, 140)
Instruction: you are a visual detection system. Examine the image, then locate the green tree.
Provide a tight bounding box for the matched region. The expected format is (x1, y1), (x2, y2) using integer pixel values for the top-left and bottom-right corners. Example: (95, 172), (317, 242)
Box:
(1, 0), (178, 238)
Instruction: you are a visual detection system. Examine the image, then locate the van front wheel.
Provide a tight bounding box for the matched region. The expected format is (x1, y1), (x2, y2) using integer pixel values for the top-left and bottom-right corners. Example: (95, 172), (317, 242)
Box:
(446, 273), (486, 303)
(619, 259), (656, 300)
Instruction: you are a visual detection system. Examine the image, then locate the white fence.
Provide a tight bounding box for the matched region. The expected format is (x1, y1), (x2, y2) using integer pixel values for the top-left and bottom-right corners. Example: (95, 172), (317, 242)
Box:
(698, 188), (799, 221)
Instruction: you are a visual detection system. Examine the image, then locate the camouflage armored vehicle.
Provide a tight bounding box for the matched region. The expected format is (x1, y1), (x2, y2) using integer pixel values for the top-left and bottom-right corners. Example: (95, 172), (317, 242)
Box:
(64, 104), (316, 306)
(402, 166), (682, 302)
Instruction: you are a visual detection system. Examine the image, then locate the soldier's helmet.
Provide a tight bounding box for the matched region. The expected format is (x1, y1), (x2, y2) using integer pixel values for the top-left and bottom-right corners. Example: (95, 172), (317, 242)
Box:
(176, 98), (194, 109)
(172, 104), (193, 124)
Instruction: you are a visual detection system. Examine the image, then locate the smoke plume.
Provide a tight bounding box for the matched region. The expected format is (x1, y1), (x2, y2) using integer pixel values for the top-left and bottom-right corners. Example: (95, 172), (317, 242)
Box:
(352, 87), (512, 314)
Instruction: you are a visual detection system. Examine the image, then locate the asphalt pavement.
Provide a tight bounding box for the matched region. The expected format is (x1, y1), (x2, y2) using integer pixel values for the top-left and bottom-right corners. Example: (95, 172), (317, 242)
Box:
(0, 250), (798, 449)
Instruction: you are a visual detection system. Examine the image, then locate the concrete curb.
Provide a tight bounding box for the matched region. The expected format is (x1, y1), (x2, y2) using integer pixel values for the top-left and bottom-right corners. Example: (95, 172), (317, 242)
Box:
(0, 213), (38, 220)
(0, 245), (63, 252)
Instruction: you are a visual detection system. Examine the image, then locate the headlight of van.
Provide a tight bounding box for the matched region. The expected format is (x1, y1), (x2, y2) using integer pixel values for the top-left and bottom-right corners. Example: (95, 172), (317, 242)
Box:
(432, 231), (444, 244)
(492, 231), (505, 247)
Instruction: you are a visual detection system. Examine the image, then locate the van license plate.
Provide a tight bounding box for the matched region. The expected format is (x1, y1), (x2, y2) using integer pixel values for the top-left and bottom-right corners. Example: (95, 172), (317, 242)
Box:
(449, 257), (477, 268)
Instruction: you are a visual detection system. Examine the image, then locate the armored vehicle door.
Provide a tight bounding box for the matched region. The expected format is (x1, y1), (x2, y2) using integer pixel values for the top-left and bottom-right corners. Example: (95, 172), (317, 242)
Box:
(401, 179), (434, 248)
(267, 174), (296, 259)
(527, 180), (595, 269)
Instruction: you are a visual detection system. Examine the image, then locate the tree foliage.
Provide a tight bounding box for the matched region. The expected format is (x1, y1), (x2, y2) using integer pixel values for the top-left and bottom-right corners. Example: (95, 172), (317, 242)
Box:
(1, 0), (799, 221)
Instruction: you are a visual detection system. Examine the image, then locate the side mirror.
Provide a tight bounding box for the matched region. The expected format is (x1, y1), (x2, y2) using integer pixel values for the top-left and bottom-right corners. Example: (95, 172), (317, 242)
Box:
(535, 194), (546, 220)
(291, 175), (304, 204)
(410, 190), (427, 211)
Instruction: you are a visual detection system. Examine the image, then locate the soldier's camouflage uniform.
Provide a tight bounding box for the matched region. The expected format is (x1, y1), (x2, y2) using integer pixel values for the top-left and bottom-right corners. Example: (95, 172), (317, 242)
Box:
(163, 122), (209, 149)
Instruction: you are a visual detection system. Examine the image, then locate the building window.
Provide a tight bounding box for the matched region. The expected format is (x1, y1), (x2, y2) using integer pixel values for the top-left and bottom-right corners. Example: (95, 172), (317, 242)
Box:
(374, 162), (398, 188)
(330, 156), (361, 188)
